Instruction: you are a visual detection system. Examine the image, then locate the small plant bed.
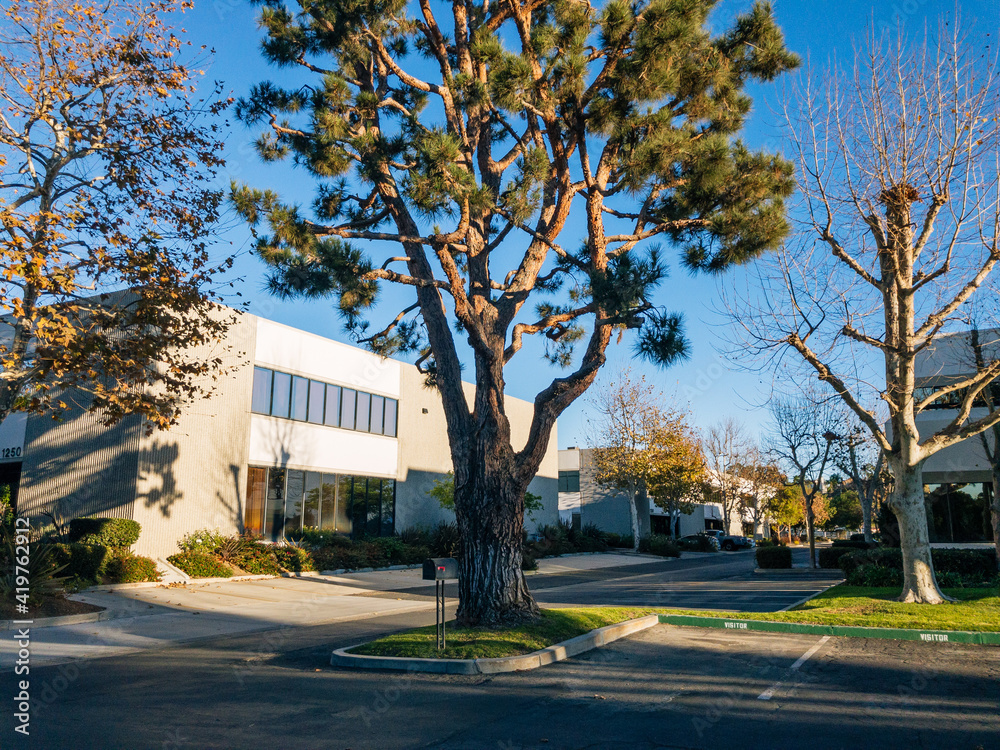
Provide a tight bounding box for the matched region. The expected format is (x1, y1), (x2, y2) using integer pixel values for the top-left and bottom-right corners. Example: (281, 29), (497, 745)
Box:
(659, 584), (1000, 632)
(349, 607), (655, 660)
(0, 595), (104, 621)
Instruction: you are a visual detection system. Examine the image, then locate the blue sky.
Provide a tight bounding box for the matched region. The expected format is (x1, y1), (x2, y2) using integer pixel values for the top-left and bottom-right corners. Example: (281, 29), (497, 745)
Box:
(175, 0), (996, 449)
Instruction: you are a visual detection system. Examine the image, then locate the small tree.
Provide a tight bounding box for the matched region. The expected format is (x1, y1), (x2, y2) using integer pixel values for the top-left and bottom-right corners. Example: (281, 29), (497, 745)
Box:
(770, 485), (802, 542)
(647, 410), (706, 538)
(732, 447), (783, 538)
(0, 0), (233, 431)
(832, 423), (890, 544)
(233, 0), (798, 626)
(702, 417), (750, 533)
(824, 485), (863, 532)
(429, 472), (543, 523)
(768, 397), (838, 568)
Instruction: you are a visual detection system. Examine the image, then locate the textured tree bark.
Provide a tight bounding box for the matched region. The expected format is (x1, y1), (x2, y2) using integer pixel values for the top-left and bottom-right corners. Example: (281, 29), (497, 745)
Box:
(891, 460), (949, 604)
(628, 482), (641, 553)
(861, 492), (873, 544)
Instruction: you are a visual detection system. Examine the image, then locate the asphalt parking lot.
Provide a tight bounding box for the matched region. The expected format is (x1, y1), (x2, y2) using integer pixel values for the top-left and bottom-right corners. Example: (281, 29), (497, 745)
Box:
(7, 617), (997, 749)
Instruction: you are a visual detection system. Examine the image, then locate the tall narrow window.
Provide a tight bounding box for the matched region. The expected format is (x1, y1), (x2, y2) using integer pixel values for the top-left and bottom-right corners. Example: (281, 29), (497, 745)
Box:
(251, 368), (272, 415)
(351, 476), (368, 536)
(284, 469), (305, 536)
(356, 392), (371, 433)
(320, 474), (338, 530)
(307, 380), (325, 424)
(366, 478), (382, 536)
(264, 468), (286, 542)
(271, 372), (292, 418)
(336, 475), (354, 533)
(324, 384), (341, 426)
(370, 395), (384, 435)
(244, 467), (267, 534)
(383, 398), (397, 437)
(341, 388), (356, 430)
(380, 479), (395, 536)
(291, 376), (309, 421)
(303, 471), (321, 528)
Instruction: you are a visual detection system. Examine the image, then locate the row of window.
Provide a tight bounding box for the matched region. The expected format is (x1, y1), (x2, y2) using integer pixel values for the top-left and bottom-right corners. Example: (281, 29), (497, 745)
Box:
(915, 380), (1000, 411)
(245, 466), (396, 541)
(251, 366), (398, 437)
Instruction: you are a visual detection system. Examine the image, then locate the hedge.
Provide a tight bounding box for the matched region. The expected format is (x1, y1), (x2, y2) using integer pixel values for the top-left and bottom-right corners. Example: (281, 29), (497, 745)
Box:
(839, 548), (998, 584)
(639, 535), (681, 558)
(168, 551), (233, 578)
(676, 535), (717, 553)
(756, 545), (792, 569)
(69, 518), (141, 548)
(818, 547), (856, 569)
(52, 543), (112, 581)
(106, 555), (161, 584)
(831, 539), (878, 550)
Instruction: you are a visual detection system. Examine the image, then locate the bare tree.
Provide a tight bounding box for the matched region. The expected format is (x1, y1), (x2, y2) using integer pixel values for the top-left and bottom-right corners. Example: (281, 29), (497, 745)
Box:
(702, 417), (750, 534)
(768, 397), (840, 568)
(732, 445), (784, 538)
(729, 23), (1000, 601)
(832, 420), (891, 544)
(967, 324), (1000, 570)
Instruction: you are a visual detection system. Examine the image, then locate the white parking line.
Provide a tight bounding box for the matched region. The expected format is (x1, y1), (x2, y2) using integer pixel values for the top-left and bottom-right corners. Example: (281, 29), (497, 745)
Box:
(758, 636), (831, 700)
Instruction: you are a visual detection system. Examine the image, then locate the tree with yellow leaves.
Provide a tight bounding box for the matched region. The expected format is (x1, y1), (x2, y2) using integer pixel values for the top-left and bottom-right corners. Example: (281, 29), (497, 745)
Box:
(0, 0), (232, 432)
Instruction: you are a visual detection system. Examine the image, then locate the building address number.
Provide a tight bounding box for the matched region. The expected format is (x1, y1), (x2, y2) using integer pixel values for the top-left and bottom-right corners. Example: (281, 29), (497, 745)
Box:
(2, 447), (22, 459)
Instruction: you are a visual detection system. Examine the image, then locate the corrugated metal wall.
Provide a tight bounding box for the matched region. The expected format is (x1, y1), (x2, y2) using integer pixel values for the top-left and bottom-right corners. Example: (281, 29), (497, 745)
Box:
(19, 403), (143, 522)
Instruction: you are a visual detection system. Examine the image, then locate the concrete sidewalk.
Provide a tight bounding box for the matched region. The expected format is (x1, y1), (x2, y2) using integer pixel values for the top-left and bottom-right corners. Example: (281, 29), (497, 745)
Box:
(0, 577), (431, 669)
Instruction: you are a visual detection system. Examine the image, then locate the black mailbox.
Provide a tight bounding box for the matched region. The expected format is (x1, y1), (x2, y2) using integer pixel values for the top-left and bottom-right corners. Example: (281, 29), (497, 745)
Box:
(423, 557), (459, 581)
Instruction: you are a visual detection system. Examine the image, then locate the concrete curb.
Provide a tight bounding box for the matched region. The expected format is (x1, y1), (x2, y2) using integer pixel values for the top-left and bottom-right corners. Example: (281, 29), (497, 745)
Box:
(330, 614), (661, 674)
(2, 608), (114, 631)
(753, 568), (845, 576)
(658, 614), (1000, 646)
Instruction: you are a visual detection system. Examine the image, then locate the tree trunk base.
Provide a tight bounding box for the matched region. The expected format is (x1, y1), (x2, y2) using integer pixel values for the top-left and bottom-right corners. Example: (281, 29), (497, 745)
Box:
(895, 588), (956, 604)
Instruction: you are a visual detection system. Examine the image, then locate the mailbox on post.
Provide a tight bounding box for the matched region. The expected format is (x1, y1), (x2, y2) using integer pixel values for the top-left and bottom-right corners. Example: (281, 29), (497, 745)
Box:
(422, 557), (458, 650)
(422, 557), (458, 581)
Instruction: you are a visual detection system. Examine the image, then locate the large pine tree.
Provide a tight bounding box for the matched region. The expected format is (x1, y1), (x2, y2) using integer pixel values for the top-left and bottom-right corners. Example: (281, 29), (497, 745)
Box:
(233, 0), (798, 626)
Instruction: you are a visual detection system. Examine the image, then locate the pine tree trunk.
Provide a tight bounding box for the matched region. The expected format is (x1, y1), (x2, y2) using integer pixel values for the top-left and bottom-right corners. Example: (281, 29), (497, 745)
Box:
(891, 460), (949, 604)
(453, 457), (539, 627)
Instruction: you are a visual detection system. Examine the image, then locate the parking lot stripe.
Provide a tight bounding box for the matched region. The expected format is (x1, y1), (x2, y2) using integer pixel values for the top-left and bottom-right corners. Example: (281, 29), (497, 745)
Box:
(758, 636), (831, 701)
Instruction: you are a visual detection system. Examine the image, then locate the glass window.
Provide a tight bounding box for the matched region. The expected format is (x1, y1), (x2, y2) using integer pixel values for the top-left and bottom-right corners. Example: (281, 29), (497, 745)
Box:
(284, 469), (305, 537)
(303, 471), (322, 529)
(324, 384), (341, 427)
(558, 471), (580, 493)
(381, 479), (395, 536)
(370, 395), (384, 435)
(341, 388), (356, 430)
(264, 468), (286, 541)
(356, 392), (371, 433)
(366, 478), (382, 536)
(383, 398), (397, 437)
(336, 475), (354, 534)
(351, 476), (368, 536)
(245, 467), (267, 534)
(308, 381), (325, 424)
(271, 372), (292, 418)
(320, 474), (338, 530)
(291, 376), (309, 421)
(251, 368), (272, 415)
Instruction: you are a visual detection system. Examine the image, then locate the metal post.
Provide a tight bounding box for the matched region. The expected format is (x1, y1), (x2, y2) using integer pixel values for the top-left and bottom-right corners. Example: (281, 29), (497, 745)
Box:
(435, 580), (446, 650)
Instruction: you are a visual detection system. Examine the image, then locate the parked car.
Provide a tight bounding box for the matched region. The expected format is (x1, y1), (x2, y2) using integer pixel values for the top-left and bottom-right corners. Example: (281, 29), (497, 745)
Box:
(702, 529), (756, 551)
(678, 533), (721, 551)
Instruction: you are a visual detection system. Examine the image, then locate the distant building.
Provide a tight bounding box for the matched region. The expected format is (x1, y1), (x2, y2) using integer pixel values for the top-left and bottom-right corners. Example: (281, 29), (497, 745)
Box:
(0, 310), (558, 560)
(557, 447), (738, 538)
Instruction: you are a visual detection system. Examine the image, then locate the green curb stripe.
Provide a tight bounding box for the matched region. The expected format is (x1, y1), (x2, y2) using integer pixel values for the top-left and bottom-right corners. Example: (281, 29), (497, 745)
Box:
(657, 614), (999, 645)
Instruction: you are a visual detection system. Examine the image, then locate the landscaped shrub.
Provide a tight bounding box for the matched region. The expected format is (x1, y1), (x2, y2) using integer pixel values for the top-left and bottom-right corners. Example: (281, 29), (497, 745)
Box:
(568, 523), (609, 553)
(177, 528), (232, 554)
(831, 539), (878, 550)
(273, 546), (316, 573)
(106, 554), (161, 583)
(838, 548), (998, 586)
(52, 543), (111, 581)
(639, 535), (681, 558)
(430, 522), (462, 558)
(69, 518), (141, 548)
(676, 535), (717, 553)
(604, 533), (634, 549)
(756, 538), (779, 548)
(846, 564), (903, 587)
(0, 538), (67, 604)
(167, 551), (232, 578)
(231, 542), (282, 575)
(818, 547), (856, 569)
(756, 545), (792, 569)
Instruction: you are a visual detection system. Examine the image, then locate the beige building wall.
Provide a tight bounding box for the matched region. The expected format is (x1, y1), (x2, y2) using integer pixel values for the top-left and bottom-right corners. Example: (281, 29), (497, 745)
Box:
(131, 311), (257, 559)
(394, 365), (559, 533)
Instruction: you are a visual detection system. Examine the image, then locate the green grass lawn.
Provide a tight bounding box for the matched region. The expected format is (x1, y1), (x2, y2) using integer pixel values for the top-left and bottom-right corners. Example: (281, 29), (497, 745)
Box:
(348, 607), (655, 659)
(661, 585), (1000, 632)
